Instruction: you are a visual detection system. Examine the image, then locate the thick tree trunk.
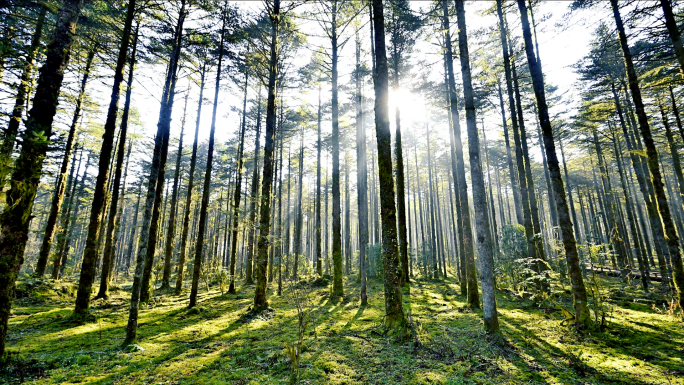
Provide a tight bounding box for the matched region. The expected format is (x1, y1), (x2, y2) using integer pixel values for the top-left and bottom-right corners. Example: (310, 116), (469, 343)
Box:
(455, 0), (498, 333)
(371, 0), (405, 332)
(189, 15), (226, 308)
(253, 0), (280, 309)
(612, 0), (684, 304)
(74, 0), (137, 319)
(97, 26), (140, 298)
(35, 46), (95, 277)
(0, 0), (83, 358)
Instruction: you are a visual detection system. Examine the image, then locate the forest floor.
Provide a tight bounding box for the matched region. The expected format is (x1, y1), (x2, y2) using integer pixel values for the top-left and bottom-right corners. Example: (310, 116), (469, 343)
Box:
(1, 272), (683, 385)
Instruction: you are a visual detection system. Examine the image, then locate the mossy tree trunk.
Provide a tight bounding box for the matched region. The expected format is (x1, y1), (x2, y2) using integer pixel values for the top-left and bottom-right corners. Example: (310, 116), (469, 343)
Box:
(0, 0), (84, 359)
(371, 0), (405, 332)
(74, 0), (137, 319)
(253, 0), (280, 310)
(35, 44), (95, 277)
(516, 0), (590, 326)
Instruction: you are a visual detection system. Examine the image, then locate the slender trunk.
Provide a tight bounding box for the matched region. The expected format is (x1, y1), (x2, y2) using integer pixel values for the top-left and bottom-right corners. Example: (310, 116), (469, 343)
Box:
(455, 0), (498, 332)
(661, 0), (684, 77)
(75, 0), (137, 318)
(246, 91), (263, 284)
(52, 148), (84, 279)
(189, 12), (226, 308)
(160, 92), (188, 290)
(316, 85), (323, 276)
(176, 65), (206, 294)
(444, 0), (478, 306)
(331, 0), (343, 298)
(293, 132), (304, 279)
(356, 30), (368, 304)
(612, 0), (684, 303)
(496, 80), (523, 225)
(0, 0), (83, 357)
(0, 5), (47, 192)
(125, 1), (185, 344)
(371, 0), (405, 331)
(254, 0), (280, 308)
(517, 0), (590, 326)
(661, 105), (684, 210)
(392, 47), (409, 285)
(35, 46), (95, 276)
(97, 26), (140, 298)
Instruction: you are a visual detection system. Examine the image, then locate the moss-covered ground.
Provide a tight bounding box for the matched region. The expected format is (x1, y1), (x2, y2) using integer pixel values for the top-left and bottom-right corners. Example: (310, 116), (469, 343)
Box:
(1, 274), (683, 384)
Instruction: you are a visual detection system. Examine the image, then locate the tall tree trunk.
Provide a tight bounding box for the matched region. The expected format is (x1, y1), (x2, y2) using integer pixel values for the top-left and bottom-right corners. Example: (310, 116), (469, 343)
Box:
(160, 90), (187, 290)
(371, 0), (405, 331)
(35, 45), (95, 277)
(0, 0), (83, 357)
(246, 91), (263, 284)
(611, 0), (684, 303)
(189, 12), (226, 308)
(356, 30), (368, 305)
(97, 25), (140, 298)
(176, 64), (206, 294)
(125, 0), (186, 344)
(516, 0), (590, 326)
(331, 0), (344, 298)
(611, 131), (649, 290)
(661, 0), (684, 77)
(74, 0), (137, 319)
(455, 0), (498, 333)
(293, 131), (304, 280)
(0, 5), (47, 192)
(392, 45), (409, 285)
(443, 0), (478, 307)
(228, 67), (248, 294)
(496, 80), (523, 225)
(253, 0), (280, 309)
(426, 126), (439, 279)
(52, 148), (84, 279)
(315, 85), (323, 276)
(661, 105), (684, 210)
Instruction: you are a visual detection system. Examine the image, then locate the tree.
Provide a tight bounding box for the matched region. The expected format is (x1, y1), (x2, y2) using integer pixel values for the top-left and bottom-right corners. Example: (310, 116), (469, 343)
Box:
(516, 0), (590, 326)
(454, 0), (499, 334)
(0, 0), (84, 359)
(371, 0), (405, 332)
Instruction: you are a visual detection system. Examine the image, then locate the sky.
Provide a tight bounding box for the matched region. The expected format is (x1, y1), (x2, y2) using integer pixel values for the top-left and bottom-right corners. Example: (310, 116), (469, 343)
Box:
(1, 1), (613, 187)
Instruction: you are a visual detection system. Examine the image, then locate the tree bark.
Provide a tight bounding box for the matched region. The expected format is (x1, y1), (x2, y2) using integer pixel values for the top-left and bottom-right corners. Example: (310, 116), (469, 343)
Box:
(34, 45), (95, 277)
(176, 64), (206, 294)
(246, 91), (263, 284)
(74, 0), (137, 319)
(189, 12), (226, 308)
(455, 0), (498, 333)
(371, 0), (405, 332)
(443, 0), (478, 307)
(0, 0), (83, 358)
(611, 0), (684, 303)
(0, 5), (46, 192)
(253, 0), (280, 309)
(97, 25), (140, 298)
(331, 0), (343, 298)
(356, 30), (368, 305)
(517, 0), (590, 326)
(125, 0), (185, 344)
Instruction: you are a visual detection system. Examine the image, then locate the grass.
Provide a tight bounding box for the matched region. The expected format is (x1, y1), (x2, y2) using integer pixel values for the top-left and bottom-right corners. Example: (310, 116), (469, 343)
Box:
(1, 273), (683, 384)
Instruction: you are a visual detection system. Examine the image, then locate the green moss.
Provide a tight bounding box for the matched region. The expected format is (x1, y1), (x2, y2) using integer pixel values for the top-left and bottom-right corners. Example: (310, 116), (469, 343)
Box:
(0, 275), (682, 384)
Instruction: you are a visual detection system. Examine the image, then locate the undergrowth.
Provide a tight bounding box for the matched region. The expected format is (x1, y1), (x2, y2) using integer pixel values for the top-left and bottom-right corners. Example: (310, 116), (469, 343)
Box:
(1, 274), (683, 384)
